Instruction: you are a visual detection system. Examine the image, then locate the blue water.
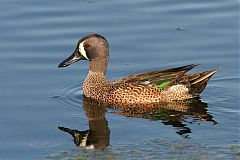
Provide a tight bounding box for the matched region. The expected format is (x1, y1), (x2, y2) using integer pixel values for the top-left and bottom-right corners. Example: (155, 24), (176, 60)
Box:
(0, 0), (239, 159)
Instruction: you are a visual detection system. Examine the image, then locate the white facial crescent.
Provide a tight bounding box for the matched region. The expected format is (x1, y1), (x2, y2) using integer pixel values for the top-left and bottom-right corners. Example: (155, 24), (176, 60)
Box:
(79, 42), (89, 60)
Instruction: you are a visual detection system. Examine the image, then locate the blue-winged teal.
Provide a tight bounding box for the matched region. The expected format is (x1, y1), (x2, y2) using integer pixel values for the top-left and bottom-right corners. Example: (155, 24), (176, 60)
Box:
(58, 34), (220, 104)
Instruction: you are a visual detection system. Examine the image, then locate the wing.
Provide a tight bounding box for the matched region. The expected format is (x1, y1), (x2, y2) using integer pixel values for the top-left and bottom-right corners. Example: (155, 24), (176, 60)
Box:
(114, 64), (198, 89)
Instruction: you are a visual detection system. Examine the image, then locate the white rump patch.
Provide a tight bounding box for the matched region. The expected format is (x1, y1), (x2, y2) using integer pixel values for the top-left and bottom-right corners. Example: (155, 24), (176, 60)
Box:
(169, 84), (189, 93)
(79, 42), (89, 60)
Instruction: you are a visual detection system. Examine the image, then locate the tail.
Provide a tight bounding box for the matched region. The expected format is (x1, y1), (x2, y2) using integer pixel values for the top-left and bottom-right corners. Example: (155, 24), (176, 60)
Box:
(187, 67), (221, 96)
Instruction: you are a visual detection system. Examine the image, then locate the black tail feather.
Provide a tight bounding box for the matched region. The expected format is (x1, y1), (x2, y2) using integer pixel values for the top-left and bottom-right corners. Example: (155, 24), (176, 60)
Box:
(188, 68), (220, 96)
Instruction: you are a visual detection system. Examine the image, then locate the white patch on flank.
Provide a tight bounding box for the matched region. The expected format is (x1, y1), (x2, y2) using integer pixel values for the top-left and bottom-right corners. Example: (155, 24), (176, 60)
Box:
(79, 42), (89, 60)
(169, 84), (189, 93)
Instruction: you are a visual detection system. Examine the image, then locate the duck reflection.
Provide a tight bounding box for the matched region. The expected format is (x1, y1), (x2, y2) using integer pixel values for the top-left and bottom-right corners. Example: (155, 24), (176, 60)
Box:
(109, 98), (216, 138)
(59, 96), (216, 149)
(59, 96), (110, 149)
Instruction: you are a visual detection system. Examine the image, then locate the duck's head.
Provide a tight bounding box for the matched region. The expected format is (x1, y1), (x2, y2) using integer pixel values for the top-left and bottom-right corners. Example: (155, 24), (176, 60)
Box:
(58, 34), (109, 68)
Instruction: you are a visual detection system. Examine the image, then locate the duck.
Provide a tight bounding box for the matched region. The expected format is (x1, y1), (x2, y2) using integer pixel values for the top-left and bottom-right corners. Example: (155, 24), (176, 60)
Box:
(58, 34), (220, 104)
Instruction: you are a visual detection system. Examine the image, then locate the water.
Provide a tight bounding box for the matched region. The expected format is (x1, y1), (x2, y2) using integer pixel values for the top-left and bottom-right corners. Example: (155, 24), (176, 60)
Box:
(0, 0), (239, 159)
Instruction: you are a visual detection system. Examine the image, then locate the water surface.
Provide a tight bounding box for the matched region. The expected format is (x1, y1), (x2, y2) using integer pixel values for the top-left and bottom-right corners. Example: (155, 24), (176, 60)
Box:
(0, 0), (239, 159)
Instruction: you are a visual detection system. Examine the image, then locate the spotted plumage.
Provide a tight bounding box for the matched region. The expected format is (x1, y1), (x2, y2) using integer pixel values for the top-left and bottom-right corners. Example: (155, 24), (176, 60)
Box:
(58, 34), (220, 104)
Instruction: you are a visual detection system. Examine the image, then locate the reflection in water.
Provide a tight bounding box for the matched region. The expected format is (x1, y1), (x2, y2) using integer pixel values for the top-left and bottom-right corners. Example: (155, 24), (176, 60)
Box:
(109, 98), (217, 138)
(59, 96), (216, 149)
(59, 97), (110, 150)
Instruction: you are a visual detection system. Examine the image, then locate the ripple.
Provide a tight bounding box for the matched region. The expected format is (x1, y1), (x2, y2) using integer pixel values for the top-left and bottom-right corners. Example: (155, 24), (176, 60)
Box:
(52, 80), (83, 109)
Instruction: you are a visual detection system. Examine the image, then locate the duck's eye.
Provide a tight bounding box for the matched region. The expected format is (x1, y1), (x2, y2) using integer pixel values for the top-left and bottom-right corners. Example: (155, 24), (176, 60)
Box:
(84, 44), (90, 48)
